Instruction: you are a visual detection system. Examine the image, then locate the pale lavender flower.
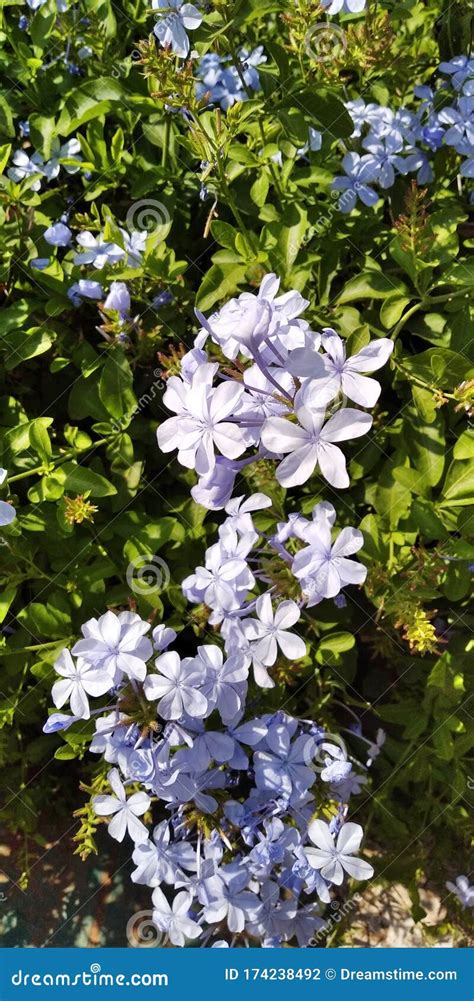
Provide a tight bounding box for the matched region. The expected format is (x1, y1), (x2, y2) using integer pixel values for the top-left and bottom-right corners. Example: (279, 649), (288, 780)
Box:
(93, 768), (150, 843)
(305, 820), (374, 884)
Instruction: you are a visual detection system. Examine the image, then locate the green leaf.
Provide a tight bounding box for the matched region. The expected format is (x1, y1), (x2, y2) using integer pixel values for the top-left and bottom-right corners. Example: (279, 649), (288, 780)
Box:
(358, 513), (389, 562)
(18, 598), (71, 639)
(209, 220), (239, 251)
(264, 204), (308, 278)
(291, 88), (353, 139)
(337, 271), (409, 304)
(0, 94), (14, 138)
(29, 114), (56, 160)
(54, 745), (79, 760)
(57, 79), (125, 135)
(401, 348), (471, 390)
(380, 295), (412, 329)
(412, 385), (437, 424)
(403, 413), (445, 488)
(99, 352), (137, 421)
(250, 171), (270, 208)
(410, 499), (449, 541)
(453, 429), (474, 459)
(440, 460), (474, 508)
(0, 143), (12, 174)
(63, 464), (117, 498)
(442, 561), (471, 601)
(29, 418), (53, 462)
(195, 262), (247, 311)
(316, 632), (355, 668)
(3, 328), (55, 369)
(0, 586), (16, 624)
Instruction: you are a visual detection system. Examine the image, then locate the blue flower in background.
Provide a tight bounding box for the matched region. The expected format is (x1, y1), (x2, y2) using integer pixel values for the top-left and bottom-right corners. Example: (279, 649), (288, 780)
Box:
(26, 0), (68, 8)
(439, 55), (474, 90)
(362, 134), (406, 188)
(331, 152), (379, 212)
(321, 0), (367, 13)
(152, 0), (202, 59)
(67, 279), (104, 306)
(196, 47), (266, 110)
(0, 469), (15, 527)
(44, 222), (72, 247)
(439, 96), (474, 154)
(104, 282), (130, 318)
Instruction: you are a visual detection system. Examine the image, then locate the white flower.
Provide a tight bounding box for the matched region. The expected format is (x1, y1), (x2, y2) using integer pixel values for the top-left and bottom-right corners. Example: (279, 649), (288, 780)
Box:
(157, 366), (247, 476)
(143, 650), (208, 719)
(243, 593), (306, 666)
(51, 649), (112, 720)
(152, 887), (201, 946)
(119, 228), (147, 266)
(153, 624), (177, 651)
(103, 281), (130, 314)
(74, 231), (125, 269)
(8, 150), (45, 190)
(293, 522), (366, 599)
(261, 406), (372, 488)
(321, 0), (367, 15)
(182, 541), (254, 619)
(296, 330), (393, 408)
(152, 0), (202, 59)
(93, 768), (150, 843)
(305, 820), (374, 884)
(195, 272), (309, 361)
(72, 610), (153, 683)
(223, 492), (272, 534)
(42, 138), (82, 179)
(445, 875), (474, 909)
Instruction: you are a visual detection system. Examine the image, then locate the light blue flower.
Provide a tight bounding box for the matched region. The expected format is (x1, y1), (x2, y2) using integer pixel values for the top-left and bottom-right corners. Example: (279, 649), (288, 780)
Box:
(0, 499), (16, 526)
(0, 469), (16, 527)
(297, 126), (322, 157)
(362, 134), (406, 188)
(321, 0), (367, 13)
(43, 712), (79, 733)
(196, 47), (265, 110)
(331, 152), (379, 212)
(67, 279), (104, 306)
(445, 875), (474, 909)
(152, 0), (202, 59)
(201, 867), (262, 932)
(439, 55), (474, 91)
(44, 222), (72, 246)
(104, 281), (130, 316)
(439, 96), (474, 154)
(30, 258), (50, 270)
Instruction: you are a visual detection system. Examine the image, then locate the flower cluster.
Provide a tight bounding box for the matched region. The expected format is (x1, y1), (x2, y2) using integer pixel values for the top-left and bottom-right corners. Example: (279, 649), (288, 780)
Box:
(182, 495), (367, 685)
(196, 48), (266, 110)
(333, 56), (474, 212)
(27, 214), (148, 309)
(7, 138), (81, 192)
(157, 272), (393, 497)
(45, 604), (374, 947)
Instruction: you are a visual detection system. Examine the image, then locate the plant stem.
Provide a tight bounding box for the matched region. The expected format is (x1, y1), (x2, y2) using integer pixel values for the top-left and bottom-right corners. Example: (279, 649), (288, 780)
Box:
(7, 438), (109, 484)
